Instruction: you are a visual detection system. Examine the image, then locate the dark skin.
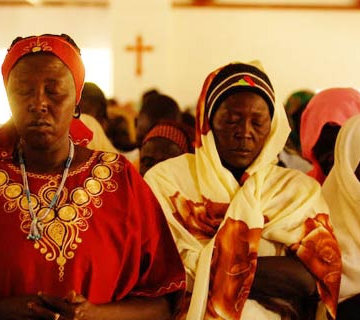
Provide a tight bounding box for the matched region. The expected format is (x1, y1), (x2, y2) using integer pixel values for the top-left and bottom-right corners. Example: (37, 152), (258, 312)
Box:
(140, 137), (183, 176)
(312, 123), (341, 177)
(7, 53), (78, 173)
(211, 91), (271, 180)
(3, 53), (172, 320)
(337, 293), (360, 320)
(107, 116), (134, 152)
(250, 256), (318, 319)
(211, 91), (317, 318)
(136, 113), (153, 146)
(0, 292), (172, 320)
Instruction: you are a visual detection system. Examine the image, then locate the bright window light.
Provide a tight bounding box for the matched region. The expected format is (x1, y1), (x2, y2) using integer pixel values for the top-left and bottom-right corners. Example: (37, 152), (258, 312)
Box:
(82, 48), (113, 97)
(0, 47), (113, 125)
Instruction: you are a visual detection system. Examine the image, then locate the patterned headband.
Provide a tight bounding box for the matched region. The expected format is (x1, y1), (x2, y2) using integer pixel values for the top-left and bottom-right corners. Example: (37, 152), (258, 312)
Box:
(207, 72), (275, 119)
(1, 35), (85, 104)
(143, 123), (190, 154)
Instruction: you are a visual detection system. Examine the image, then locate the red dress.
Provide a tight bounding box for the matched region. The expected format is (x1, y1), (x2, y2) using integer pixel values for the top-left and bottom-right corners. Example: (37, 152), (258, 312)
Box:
(0, 150), (185, 304)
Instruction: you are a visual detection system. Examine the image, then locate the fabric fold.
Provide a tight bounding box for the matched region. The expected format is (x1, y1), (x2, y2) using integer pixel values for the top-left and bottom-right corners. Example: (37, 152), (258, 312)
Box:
(145, 62), (341, 319)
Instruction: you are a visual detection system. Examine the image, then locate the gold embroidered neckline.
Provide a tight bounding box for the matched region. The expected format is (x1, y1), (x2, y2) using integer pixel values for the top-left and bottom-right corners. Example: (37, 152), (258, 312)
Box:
(0, 151), (122, 282)
(6, 150), (99, 180)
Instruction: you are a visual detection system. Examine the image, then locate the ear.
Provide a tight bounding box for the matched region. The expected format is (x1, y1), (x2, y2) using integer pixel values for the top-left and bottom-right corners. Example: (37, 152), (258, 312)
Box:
(73, 105), (81, 119)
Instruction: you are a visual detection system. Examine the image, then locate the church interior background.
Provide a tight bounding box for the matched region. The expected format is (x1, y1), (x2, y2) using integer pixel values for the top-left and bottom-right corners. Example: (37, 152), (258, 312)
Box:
(0, 0), (360, 123)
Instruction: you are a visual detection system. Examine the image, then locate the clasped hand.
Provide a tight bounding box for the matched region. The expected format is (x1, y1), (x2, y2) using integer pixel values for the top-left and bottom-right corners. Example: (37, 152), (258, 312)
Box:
(28, 290), (96, 320)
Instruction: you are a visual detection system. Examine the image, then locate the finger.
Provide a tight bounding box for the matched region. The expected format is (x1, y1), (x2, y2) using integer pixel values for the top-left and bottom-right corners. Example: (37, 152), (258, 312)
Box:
(38, 292), (72, 316)
(71, 294), (86, 304)
(65, 290), (86, 304)
(28, 302), (62, 320)
(64, 290), (77, 303)
(38, 292), (66, 309)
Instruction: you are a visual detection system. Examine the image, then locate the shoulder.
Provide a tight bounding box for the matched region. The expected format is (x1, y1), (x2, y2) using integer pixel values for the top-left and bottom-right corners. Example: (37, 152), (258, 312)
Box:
(267, 165), (321, 192)
(145, 153), (195, 183)
(144, 154), (198, 201)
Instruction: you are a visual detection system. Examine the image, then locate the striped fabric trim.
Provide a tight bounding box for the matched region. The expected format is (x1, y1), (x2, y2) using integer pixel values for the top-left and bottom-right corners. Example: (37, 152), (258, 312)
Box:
(142, 124), (189, 153)
(207, 72), (275, 119)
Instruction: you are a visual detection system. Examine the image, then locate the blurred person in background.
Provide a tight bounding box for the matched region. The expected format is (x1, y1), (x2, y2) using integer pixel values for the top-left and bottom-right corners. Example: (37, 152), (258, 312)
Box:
(136, 91), (182, 147)
(106, 98), (138, 163)
(300, 87), (360, 184)
(78, 82), (108, 130)
(181, 108), (196, 148)
(140, 121), (194, 176)
(77, 82), (118, 153)
(278, 90), (313, 172)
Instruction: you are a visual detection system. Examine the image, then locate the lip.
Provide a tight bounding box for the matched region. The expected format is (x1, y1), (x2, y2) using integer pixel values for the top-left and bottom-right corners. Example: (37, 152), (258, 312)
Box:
(27, 121), (52, 133)
(28, 120), (51, 128)
(230, 148), (252, 155)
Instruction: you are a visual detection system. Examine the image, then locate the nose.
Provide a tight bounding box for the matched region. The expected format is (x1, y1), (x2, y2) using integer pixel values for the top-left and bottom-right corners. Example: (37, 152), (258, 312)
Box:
(28, 88), (49, 114)
(234, 119), (251, 138)
(28, 102), (47, 114)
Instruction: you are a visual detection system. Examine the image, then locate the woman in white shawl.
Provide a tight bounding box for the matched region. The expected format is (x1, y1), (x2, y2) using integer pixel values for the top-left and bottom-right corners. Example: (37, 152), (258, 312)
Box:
(145, 62), (341, 320)
(323, 114), (360, 320)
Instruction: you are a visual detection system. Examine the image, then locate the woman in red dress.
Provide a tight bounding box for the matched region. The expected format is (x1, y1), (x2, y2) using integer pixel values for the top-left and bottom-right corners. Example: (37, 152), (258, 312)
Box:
(0, 34), (185, 320)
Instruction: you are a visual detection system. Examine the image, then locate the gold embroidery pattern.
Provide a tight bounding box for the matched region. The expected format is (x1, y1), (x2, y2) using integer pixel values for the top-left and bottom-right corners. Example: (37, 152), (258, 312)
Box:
(7, 151), (99, 180)
(0, 152), (122, 281)
(23, 37), (53, 54)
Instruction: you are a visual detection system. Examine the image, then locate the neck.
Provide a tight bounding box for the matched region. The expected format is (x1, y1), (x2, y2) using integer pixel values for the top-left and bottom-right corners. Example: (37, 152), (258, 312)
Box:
(223, 163), (246, 182)
(231, 168), (246, 182)
(19, 139), (71, 174)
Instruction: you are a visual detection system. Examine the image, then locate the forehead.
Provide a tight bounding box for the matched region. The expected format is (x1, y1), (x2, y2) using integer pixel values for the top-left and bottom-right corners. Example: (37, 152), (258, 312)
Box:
(219, 91), (269, 114)
(8, 53), (71, 80)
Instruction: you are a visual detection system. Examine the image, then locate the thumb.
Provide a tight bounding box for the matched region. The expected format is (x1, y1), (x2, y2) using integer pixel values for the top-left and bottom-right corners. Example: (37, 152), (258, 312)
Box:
(65, 290), (86, 304)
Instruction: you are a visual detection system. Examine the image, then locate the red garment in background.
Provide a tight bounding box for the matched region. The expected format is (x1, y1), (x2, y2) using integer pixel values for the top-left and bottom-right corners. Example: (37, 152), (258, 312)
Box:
(300, 88), (360, 184)
(0, 150), (185, 303)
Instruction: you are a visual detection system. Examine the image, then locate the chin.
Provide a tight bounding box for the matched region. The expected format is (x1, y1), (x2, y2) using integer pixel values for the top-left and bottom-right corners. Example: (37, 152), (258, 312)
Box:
(23, 134), (55, 150)
(231, 158), (253, 169)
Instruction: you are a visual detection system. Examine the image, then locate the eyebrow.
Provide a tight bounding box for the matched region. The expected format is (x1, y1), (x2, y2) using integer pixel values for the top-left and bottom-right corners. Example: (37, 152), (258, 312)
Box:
(228, 109), (268, 117)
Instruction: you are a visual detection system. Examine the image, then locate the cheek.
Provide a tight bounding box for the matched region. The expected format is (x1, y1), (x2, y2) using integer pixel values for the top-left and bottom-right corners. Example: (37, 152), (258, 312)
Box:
(256, 125), (271, 142)
(51, 106), (74, 131)
(213, 132), (228, 156)
(8, 99), (27, 125)
(7, 93), (23, 114)
(213, 127), (231, 143)
(59, 110), (74, 125)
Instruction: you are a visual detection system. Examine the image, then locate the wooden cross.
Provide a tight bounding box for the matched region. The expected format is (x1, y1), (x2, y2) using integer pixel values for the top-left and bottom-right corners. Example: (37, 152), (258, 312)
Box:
(125, 35), (153, 77)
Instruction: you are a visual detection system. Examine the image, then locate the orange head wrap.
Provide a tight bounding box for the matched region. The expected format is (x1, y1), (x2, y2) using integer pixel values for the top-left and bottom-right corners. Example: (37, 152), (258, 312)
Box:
(1, 34), (85, 104)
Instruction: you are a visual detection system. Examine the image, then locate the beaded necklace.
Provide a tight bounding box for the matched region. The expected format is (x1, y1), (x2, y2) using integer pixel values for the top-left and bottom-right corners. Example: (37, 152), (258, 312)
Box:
(18, 139), (74, 240)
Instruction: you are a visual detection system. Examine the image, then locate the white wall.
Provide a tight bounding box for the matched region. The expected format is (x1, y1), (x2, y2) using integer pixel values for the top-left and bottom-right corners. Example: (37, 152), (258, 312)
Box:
(1, 3), (360, 113)
(0, 6), (111, 48)
(111, 0), (173, 107)
(0, 5), (112, 123)
(169, 7), (360, 108)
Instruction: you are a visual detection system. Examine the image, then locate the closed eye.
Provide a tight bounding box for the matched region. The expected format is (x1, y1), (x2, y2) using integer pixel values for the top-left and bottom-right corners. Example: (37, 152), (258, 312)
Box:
(16, 88), (33, 96)
(252, 121), (263, 127)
